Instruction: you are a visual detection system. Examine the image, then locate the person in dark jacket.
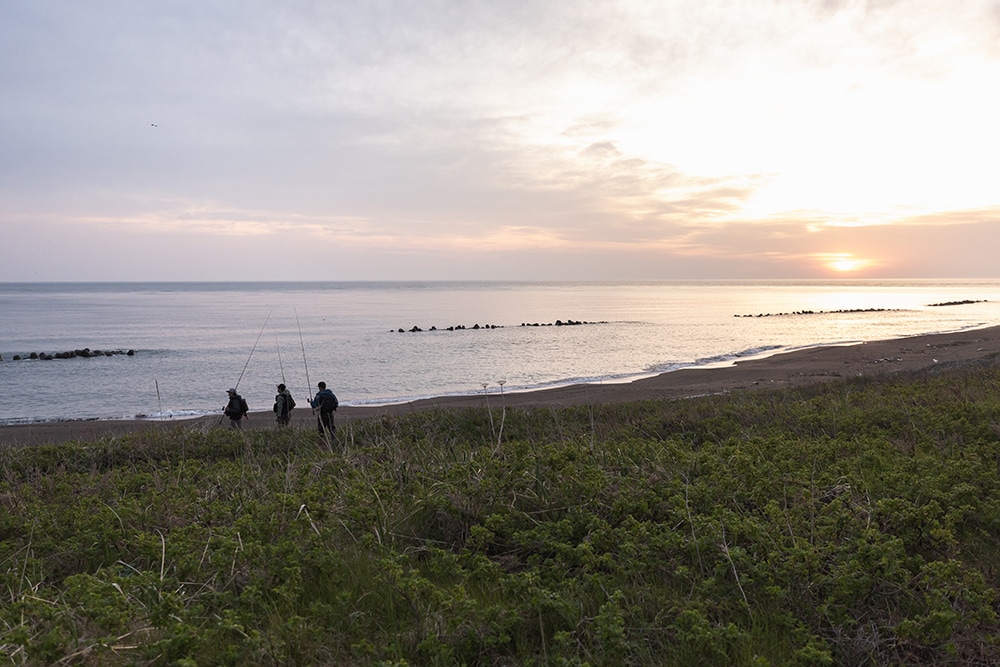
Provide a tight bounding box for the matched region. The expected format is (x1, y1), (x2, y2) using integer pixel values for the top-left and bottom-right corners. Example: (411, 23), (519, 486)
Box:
(310, 381), (338, 437)
(273, 383), (295, 425)
(224, 388), (248, 428)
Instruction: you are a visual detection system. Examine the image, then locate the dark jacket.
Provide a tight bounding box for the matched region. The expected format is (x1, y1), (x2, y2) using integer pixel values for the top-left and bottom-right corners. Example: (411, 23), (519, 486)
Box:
(225, 393), (248, 419)
(274, 389), (294, 422)
(311, 388), (338, 413)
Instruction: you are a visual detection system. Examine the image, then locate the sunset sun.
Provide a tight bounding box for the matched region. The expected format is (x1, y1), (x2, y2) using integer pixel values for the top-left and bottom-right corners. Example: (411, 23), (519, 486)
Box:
(822, 253), (870, 273)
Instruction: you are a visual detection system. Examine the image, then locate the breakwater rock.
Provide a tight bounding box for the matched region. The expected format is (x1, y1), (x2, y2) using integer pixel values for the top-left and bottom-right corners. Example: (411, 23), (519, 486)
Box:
(519, 319), (605, 327)
(927, 300), (987, 307)
(393, 319), (605, 333)
(395, 323), (504, 332)
(735, 308), (899, 317)
(6, 348), (136, 361)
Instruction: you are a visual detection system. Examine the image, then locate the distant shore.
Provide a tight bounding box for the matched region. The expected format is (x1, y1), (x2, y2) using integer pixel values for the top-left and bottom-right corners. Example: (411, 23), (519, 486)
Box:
(4, 325), (1000, 447)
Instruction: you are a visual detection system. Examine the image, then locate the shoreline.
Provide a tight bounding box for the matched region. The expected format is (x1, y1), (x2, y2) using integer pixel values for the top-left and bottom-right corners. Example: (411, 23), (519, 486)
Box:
(4, 324), (1000, 447)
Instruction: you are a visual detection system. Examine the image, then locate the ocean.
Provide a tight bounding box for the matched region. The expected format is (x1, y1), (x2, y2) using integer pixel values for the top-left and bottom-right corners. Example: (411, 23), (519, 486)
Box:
(2, 280), (999, 424)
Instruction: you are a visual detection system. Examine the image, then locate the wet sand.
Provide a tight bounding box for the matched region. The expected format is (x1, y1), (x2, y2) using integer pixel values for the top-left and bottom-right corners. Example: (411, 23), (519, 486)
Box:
(4, 325), (1000, 447)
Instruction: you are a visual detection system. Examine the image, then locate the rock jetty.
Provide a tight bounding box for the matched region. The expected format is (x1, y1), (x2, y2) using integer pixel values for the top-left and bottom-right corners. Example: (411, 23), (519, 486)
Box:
(926, 300), (987, 307)
(519, 319), (603, 327)
(393, 319), (605, 332)
(735, 308), (898, 318)
(395, 323), (504, 332)
(6, 348), (136, 361)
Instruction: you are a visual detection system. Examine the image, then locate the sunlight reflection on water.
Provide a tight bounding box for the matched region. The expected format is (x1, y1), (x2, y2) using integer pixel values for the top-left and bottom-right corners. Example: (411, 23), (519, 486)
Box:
(1, 280), (998, 422)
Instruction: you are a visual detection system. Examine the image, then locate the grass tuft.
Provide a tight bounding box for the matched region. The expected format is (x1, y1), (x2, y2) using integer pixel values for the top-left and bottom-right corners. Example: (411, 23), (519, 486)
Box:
(3, 363), (1000, 664)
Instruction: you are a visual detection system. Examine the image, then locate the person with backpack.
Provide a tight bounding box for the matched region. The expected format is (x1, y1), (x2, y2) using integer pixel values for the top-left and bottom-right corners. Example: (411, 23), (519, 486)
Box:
(310, 381), (338, 437)
(273, 383), (296, 425)
(224, 388), (249, 429)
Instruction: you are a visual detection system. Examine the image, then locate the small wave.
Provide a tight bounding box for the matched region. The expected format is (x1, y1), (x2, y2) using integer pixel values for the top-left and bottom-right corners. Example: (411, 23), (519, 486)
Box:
(0, 410), (213, 426)
(0, 416), (80, 426)
(137, 409), (207, 421)
(343, 371), (670, 408)
(345, 349), (820, 408)
(644, 344), (788, 374)
(0, 415), (141, 427)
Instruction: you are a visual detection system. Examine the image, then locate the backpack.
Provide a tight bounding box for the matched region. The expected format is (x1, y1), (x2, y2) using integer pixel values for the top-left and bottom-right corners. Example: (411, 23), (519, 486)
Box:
(320, 393), (338, 413)
(240, 397), (249, 416)
(287, 395), (296, 410)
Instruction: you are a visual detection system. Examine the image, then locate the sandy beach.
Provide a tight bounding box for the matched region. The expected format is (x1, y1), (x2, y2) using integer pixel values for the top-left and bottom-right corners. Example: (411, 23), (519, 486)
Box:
(4, 325), (1000, 448)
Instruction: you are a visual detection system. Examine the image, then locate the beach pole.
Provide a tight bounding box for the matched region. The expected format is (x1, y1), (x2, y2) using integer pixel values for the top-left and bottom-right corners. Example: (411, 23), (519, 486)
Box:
(155, 379), (164, 420)
(496, 379), (506, 447)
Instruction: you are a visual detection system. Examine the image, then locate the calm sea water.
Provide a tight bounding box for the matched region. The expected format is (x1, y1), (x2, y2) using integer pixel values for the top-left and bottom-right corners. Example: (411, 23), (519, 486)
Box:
(2, 280), (999, 424)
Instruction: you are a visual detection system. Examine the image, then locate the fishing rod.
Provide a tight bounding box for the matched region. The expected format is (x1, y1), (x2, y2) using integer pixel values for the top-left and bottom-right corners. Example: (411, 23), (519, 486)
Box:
(274, 329), (286, 385)
(234, 311), (272, 392)
(296, 307), (337, 449)
(219, 311), (273, 425)
(295, 308), (313, 410)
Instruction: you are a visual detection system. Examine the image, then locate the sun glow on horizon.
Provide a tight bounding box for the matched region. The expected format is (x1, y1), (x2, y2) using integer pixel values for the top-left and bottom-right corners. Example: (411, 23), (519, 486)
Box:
(821, 253), (871, 273)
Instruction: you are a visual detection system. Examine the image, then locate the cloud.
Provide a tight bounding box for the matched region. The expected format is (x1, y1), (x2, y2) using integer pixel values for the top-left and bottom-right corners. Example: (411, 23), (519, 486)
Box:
(1, 1), (998, 280)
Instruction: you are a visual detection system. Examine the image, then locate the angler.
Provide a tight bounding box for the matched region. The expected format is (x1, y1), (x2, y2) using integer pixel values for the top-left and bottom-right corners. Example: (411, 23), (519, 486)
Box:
(273, 383), (296, 425)
(224, 388), (249, 429)
(310, 381), (338, 439)
(218, 312), (270, 427)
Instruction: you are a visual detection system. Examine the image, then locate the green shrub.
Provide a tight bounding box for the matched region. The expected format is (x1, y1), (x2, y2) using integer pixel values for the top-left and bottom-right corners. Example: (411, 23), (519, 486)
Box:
(2, 363), (1000, 664)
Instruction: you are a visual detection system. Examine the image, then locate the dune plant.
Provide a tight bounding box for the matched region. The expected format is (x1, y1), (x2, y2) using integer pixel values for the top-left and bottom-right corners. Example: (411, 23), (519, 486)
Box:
(2, 362), (1000, 664)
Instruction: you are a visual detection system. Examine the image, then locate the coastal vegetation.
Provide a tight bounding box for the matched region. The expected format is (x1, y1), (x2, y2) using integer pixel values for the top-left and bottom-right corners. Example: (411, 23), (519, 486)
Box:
(3, 361), (1000, 665)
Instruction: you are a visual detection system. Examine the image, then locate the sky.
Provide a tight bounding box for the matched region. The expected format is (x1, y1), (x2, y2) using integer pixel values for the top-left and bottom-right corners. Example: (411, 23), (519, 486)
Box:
(1, 0), (999, 282)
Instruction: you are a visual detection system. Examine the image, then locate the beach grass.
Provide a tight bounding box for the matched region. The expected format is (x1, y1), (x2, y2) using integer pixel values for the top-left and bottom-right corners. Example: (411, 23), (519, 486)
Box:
(3, 363), (1000, 665)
